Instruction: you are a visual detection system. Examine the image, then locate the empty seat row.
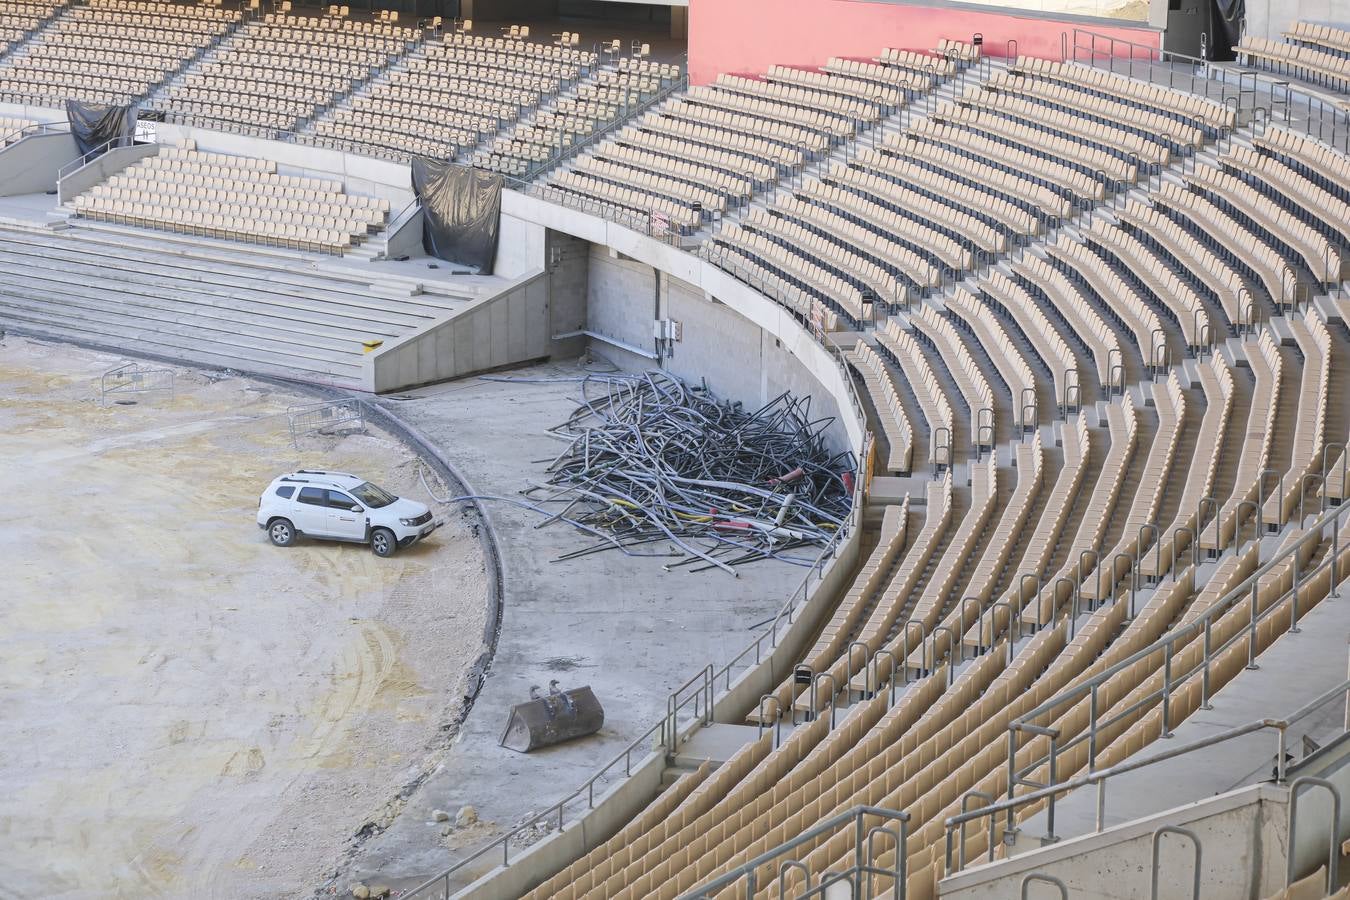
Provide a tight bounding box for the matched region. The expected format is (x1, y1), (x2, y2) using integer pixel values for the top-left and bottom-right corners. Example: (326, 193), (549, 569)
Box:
(1237, 34), (1350, 93)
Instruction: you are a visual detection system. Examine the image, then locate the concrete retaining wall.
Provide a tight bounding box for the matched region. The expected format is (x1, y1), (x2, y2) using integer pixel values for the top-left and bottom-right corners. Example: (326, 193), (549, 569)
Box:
(366, 270), (551, 392)
(0, 130), (79, 196)
(941, 784), (1290, 899)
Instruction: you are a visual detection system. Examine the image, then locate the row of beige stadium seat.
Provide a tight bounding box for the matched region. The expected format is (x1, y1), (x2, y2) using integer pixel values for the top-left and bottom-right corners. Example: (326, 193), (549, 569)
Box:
(1187, 163), (1343, 282)
(423, 44), (585, 78)
(1115, 198), (1255, 330)
(1083, 218), (1210, 347)
(916, 110), (1112, 199)
(714, 73), (881, 123)
(664, 95), (827, 155)
(696, 241), (840, 333)
(986, 70), (1204, 148)
(1283, 20), (1350, 55)
(0, 1), (69, 55)
(572, 156), (725, 215)
(881, 132), (1076, 220)
(683, 85), (850, 141)
(262, 12), (410, 38)
(849, 342), (914, 474)
(936, 37), (981, 62)
(551, 170), (701, 232)
(593, 144), (752, 201)
(959, 85), (1170, 166)
(768, 63), (904, 108)
(978, 269), (1077, 404)
(362, 80), (518, 119)
(812, 163), (1003, 257)
(1225, 145), (1350, 245)
(912, 302), (996, 441)
(471, 68), (669, 175)
(849, 147), (1039, 238)
(1048, 233), (1163, 360)
(947, 287), (1037, 425)
(1237, 35), (1350, 92)
(792, 176), (964, 275)
(73, 194), (366, 254)
(824, 56), (932, 93)
(877, 319), (954, 461)
(1012, 253), (1122, 387)
(88, 174), (383, 226)
(405, 57), (563, 94)
(636, 113), (801, 171)
(1011, 56), (1236, 131)
(769, 190), (938, 290)
(744, 203), (909, 303)
(311, 117), (475, 158)
(712, 222), (871, 326)
(1151, 180), (1293, 310)
(615, 57), (681, 80)
(348, 94), (502, 134)
(880, 45), (956, 77)
(613, 126), (776, 186)
(443, 30), (596, 66)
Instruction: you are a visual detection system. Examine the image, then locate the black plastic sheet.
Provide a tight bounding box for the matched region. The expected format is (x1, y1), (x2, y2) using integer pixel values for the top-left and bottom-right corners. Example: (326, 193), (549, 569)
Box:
(411, 157), (501, 274)
(65, 100), (136, 157)
(1211, 0), (1244, 60)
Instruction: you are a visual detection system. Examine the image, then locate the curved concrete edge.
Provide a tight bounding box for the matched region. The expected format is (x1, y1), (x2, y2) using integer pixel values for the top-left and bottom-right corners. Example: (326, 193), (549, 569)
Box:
(0, 327), (507, 782)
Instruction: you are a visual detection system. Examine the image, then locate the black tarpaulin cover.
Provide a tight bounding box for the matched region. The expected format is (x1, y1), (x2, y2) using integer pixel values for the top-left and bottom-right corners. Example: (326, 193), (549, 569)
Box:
(1211, 0), (1245, 59)
(65, 100), (136, 157)
(411, 157), (502, 274)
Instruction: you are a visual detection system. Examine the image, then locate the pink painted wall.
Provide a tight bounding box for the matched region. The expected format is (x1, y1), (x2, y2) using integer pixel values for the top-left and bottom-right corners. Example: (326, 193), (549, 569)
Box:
(688, 0), (1161, 84)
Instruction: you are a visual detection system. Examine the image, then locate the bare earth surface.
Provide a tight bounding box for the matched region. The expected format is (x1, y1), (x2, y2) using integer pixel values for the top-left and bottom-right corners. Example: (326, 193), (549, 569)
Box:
(0, 337), (489, 899)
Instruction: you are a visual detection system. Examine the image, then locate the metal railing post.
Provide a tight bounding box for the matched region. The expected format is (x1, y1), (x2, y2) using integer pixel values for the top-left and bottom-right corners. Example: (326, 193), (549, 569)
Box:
(1287, 777), (1342, 891)
(1151, 826), (1202, 900)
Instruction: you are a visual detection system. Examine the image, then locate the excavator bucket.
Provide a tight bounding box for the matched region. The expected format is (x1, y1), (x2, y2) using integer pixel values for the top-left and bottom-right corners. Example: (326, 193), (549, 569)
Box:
(499, 685), (604, 752)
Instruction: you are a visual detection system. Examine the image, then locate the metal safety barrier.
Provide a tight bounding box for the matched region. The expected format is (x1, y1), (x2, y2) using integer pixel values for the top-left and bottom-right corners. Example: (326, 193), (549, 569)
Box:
(99, 361), (175, 406)
(287, 398), (365, 446)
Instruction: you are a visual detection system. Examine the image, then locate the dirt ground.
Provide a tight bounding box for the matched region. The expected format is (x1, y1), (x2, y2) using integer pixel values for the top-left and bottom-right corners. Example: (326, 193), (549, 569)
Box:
(0, 337), (490, 899)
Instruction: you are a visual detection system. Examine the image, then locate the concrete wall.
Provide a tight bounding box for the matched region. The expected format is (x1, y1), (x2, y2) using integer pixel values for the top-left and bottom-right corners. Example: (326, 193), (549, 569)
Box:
(686, 0), (1162, 84)
(1244, 0), (1350, 41)
(57, 142), (160, 204)
(366, 270), (551, 391)
(0, 131), (79, 197)
(941, 784), (1291, 900)
(496, 209), (549, 279)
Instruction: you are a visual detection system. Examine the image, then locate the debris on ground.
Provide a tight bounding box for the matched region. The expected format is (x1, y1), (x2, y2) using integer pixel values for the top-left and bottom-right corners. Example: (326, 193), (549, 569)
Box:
(522, 372), (854, 574)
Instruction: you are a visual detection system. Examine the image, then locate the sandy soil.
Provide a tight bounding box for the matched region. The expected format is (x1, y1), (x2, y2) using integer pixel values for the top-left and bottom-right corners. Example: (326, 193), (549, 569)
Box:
(0, 338), (489, 899)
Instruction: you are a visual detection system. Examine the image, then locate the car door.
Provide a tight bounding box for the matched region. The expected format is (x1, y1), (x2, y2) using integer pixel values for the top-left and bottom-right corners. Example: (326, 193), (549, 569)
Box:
(325, 490), (367, 541)
(293, 486), (332, 536)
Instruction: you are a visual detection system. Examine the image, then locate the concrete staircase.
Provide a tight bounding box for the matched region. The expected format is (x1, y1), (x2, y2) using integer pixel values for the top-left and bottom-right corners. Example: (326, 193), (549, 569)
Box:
(0, 223), (479, 389)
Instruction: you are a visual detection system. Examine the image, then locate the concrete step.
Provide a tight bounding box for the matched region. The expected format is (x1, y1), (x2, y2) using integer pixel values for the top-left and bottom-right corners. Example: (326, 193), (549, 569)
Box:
(0, 298), (365, 387)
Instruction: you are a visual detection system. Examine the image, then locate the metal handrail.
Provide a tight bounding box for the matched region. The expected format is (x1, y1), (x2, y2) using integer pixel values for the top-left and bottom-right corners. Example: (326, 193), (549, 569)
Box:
(677, 805), (911, 900)
(945, 677), (1350, 872)
(56, 133), (140, 182)
(1009, 494), (1348, 763)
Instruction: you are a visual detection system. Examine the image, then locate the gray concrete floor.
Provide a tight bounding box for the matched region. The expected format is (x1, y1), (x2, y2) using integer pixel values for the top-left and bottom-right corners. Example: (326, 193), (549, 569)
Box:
(341, 360), (808, 892)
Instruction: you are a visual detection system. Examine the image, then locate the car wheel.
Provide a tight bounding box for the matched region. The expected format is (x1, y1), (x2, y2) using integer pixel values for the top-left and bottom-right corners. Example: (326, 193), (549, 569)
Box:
(371, 528), (396, 558)
(268, 518), (297, 547)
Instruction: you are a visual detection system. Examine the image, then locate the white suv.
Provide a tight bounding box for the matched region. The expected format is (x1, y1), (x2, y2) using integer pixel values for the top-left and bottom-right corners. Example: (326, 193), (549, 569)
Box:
(257, 470), (441, 557)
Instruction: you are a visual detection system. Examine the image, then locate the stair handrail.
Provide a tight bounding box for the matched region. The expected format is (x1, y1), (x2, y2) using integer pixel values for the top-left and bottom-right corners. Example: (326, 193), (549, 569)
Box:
(946, 676), (1350, 875)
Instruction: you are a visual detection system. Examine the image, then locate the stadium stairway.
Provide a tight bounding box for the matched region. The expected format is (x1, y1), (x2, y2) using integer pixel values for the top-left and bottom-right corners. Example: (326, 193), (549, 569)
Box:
(0, 221), (481, 389)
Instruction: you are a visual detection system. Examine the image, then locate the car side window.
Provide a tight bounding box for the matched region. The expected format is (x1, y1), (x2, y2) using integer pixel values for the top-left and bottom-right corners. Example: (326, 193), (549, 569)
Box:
(298, 487), (327, 506)
(328, 490), (360, 511)
(275, 485), (295, 499)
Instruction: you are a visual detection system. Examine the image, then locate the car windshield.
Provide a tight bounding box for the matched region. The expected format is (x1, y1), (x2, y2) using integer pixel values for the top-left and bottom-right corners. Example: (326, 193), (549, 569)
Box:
(349, 481), (398, 508)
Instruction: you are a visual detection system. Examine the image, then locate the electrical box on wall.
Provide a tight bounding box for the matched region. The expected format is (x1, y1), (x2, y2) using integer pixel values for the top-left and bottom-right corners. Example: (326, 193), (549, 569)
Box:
(653, 319), (682, 342)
